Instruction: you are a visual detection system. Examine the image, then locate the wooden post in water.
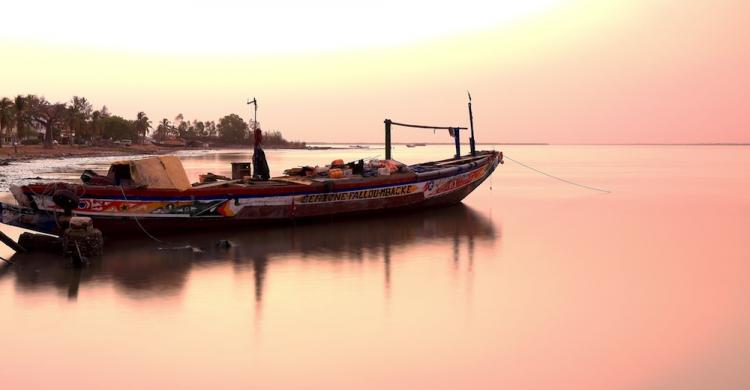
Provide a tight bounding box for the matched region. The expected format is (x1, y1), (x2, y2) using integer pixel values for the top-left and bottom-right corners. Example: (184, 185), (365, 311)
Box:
(384, 119), (392, 160)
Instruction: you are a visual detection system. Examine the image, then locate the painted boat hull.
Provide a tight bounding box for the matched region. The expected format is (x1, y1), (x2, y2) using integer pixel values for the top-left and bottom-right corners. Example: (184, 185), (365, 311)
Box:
(1, 151), (501, 236)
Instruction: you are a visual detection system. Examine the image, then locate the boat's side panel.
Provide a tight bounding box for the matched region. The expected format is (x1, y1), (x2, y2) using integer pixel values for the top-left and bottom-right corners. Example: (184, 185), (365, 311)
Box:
(282, 187), (425, 219)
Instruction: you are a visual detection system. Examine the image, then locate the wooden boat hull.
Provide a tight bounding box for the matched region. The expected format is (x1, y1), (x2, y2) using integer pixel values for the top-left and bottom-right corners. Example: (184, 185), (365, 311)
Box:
(1, 151), (501, 236)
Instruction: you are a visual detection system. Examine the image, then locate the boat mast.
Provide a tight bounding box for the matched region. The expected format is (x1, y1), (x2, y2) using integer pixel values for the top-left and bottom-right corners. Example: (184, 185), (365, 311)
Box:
(468, 92), (476, 156)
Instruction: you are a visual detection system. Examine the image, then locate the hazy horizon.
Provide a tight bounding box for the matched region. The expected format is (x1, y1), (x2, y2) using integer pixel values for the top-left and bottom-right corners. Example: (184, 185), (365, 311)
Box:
(305, 141), (750, 146)
(2, 0), (748, 144)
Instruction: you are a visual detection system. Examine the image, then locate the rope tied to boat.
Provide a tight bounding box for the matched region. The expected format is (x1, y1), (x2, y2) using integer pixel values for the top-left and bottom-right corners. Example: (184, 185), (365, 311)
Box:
(117, 185), (200, 251)
(503, 154), (611, 194)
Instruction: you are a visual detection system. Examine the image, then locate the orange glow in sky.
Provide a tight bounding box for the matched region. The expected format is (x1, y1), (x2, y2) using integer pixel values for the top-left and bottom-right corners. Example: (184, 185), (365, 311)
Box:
(1, 0), (748, 143)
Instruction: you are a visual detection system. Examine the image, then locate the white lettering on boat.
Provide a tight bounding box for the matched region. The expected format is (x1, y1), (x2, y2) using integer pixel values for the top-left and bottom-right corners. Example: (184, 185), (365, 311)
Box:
(299, 184), (418, 204)
(424, 165), (488, 198)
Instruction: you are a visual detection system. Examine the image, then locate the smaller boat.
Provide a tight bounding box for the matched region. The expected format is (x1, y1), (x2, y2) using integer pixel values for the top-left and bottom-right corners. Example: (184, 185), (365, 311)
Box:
(151, 139), (187, 148)
(406, 143), (426, 148)
(186, 140), (209, 148)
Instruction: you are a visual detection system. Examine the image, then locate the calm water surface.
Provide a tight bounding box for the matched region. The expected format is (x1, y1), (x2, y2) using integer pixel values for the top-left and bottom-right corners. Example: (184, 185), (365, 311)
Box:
(0, 145), (748, 390)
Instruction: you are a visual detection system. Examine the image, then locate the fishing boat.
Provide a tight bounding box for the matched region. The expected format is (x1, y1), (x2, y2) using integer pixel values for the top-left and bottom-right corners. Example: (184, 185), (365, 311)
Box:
(0, 150), (500, 236)
(0, 99), (501, 237)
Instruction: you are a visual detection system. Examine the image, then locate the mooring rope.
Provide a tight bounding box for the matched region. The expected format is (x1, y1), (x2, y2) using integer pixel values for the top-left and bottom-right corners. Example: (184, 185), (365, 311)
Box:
(503, 154), (611, 194)
(118, 185), (193, 249)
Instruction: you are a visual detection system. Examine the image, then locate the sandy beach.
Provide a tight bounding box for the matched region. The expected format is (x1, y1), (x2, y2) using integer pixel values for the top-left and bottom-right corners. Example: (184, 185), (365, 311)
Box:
(0, 143), (179, 162)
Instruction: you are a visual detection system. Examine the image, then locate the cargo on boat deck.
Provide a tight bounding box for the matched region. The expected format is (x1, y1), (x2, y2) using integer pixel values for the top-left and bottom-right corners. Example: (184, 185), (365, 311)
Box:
(107, 156), (192, 190)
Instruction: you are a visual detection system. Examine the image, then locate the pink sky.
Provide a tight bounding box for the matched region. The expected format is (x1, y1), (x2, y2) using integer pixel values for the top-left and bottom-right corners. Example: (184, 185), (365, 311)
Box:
(1, 0), (748, 144)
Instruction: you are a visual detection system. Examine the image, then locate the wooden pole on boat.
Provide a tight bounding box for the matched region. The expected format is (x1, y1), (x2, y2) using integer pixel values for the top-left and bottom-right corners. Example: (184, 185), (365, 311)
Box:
(384, 119), (392, 160)
(248, 98), (258, 159)
(468, 92), (476, 156)
(247, 98), (258, 131)
(453, 128), (461, 159)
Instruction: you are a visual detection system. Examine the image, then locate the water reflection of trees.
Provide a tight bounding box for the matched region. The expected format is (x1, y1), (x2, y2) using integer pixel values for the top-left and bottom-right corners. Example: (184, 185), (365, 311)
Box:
(2, 204), (498, 301)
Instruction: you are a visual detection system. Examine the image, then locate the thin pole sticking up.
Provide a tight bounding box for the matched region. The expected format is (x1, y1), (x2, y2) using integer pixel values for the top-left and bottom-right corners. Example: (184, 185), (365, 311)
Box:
(453, 127), (461, 159)
(384, 119), (392, 160)
(468, 91), (476, 156)
(247, 98), (258, 131)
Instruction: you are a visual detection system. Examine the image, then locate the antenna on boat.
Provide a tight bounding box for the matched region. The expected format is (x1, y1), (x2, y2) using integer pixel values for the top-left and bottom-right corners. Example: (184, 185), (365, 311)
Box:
(247, 97), (258, 131)
(468, 91), (476, 156)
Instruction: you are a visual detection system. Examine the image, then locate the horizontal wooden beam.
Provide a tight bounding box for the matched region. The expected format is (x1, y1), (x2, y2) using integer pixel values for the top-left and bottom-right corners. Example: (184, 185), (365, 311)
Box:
(389, 121), (467, 130)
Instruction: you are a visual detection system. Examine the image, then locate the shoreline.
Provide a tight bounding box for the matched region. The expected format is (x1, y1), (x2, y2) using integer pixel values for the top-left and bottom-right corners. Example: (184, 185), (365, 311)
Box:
(0, 144), (304, 164)
(0, 144), (174, 163)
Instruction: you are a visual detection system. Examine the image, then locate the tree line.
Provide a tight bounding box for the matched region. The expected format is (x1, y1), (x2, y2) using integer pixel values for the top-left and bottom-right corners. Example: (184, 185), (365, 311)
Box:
(0, 94), (305, 148)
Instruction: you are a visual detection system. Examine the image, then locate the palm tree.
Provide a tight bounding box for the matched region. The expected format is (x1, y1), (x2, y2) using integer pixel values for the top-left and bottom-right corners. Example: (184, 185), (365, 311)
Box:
(135, 111), (152, 144)
(0, 97), (14, 147)
(90, 110), (102, 141)
(13, 95), (27, 142)
(173, 114), (188, 138)
(208, 121), (217, 137)
(195, 121), (205, 136)
(155, 118), (171, 142)
(67, 96), (92, 144)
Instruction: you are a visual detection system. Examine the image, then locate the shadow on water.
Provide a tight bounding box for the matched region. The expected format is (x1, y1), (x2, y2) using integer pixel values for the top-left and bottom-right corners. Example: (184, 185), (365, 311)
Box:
(2, 204), (499, 301)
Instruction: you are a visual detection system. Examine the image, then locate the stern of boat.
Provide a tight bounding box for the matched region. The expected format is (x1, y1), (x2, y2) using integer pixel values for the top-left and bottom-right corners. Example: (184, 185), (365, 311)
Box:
(0, 202), (60, 235)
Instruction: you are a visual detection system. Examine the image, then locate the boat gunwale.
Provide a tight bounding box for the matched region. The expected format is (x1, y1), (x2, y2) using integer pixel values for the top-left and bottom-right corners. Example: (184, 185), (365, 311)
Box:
(20, 151), (499, 201)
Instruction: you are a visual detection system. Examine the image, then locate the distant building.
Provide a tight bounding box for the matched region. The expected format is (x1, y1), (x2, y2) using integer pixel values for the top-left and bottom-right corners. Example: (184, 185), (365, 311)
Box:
(3, 122), (45, 144)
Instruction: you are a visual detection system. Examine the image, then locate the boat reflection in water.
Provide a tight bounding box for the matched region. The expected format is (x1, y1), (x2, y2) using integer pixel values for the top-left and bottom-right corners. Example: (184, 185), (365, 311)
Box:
(3, 204), (498, 302)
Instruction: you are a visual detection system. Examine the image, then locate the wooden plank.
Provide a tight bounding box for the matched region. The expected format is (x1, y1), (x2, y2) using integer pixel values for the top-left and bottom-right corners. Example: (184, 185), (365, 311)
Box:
(192, 180), (242, 189)
(272, 177), (317, 186)
(433, 155), (486, 166)
(0, 230), (25, 252)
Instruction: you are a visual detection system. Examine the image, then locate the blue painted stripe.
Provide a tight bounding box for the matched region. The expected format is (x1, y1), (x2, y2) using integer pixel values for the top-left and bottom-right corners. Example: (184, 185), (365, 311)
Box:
(74, 179), (426, 201)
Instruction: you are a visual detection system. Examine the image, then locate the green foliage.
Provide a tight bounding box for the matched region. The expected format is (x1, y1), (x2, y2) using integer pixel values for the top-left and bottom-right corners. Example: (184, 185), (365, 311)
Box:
(0, 97), (13, 145)
(134, 111), (151, 143)
(68, 96), (92, 142)
(153, 118), (175, 141)
(102, 116), (137, 140)
(262, 130), (306, 148)
(24, 96), (68, 147)
(0, 94), (306, 147)
(217, 114), (248, 143)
